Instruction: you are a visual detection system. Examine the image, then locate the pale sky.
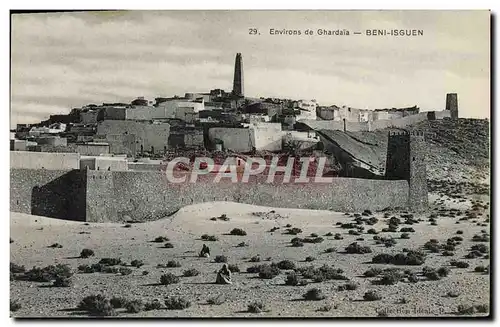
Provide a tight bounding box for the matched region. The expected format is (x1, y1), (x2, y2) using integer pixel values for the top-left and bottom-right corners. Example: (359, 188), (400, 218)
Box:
(10, 10), (490, 127)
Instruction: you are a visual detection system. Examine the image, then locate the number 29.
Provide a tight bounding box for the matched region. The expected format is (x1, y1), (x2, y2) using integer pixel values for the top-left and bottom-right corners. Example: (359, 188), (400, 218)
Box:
(249, 28), (258, 35)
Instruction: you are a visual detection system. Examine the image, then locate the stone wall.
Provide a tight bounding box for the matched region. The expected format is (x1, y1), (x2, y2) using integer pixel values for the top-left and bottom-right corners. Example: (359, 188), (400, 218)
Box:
(10, 151), (80, 170)
(10, 169), (87, 221)
(208, 127), (253, 152)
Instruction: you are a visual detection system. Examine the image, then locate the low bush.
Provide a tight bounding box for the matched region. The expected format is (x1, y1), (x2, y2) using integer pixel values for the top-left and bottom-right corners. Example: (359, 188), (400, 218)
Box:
(207, 295), (226, 305)
(303, 288), (326, 301)
(334, 233), (343, 240)
(285, 228), (303, 235)
(345, 242), (372, 254)
(201, 234), (218, 242)
(130, 260), (144, 268)
(363, 267), (383, 277)
(249, 255), (261, 262)
(10, 263), (26, 274)
(144, 300), (163, 311)
(377, 271), (403, 285)
(247, 301), (266, 313)
(324, 247), (336, 253)
(166, 261), (182, 268)
(125, 299), (144, 313)
(160, 273), (180, 285)
(153, 236), (169, 243)
(99, 258), (122, 266)
(77, 294), (116, 316)
(230, 228), (247, 236)
(49, 243), (63, 248)
(183, 268), (200, 277)
(214, 255), (228, 263)
(80, 249), (95, 258)
(277, 260), (296, 270)
(52, 276), (73, 287)
(164, 297), (191, 310)
(305, 256), (316, 262)
(258, 264), (280, 279)
(363, 291), (382, 301)
(228, 264), (240, 273)
(475, 266), (488, 273)
(164, 242), (174, 248)
(110, 296), (129, 309)
(10, 300), (21, 312)
(119, 268), (133, 276)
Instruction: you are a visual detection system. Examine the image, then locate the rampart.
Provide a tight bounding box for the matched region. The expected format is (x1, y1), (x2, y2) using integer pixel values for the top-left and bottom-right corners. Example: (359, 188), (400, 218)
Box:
(11, 169), (410, 222)
(10, 151), (80, 170)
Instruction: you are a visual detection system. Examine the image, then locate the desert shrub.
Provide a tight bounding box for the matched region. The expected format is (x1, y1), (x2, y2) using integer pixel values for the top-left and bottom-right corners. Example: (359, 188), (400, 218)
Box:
(110, 296), (129, 308)
(285, 224), (292, 228)
(207, 295), (226, 305)
(471, 244), (489, 253)
(400, 227), (415, 233)
(363, 291), (382, 301)
(269, 227), (279, 232)
(324, 247), (336, 253)
(214, 255), (228, 263)
(407, 274), (419, 283)
(475, 304), (489, 313)
(475, 266), (488, 273)
(372, 253), (394, 264)
(20, 264), (73, 282)
(337, 284), (346, 291)
(400, 233), (410, 239)
(457, 304), (476, 315)
(437, 267), (451, 277)
(49, 243), (63, 248)
(123, 224), (132, 228)
(201, 234), (218, 241)
(325, 232), (333, 237)
(367, 228), (378, 234)
(345, 282), (358, 290)
(286, 227), (303, 235)
(345, 242), (372, 254)
(258, 264), (280, 279)
(183, 268), (200, 277)
(389, 217), (401, 226)
(285, 272), (300, 286)
(166, 261), (182, 268)
(447, 291), (460, 298)
(77, 294), (116, 316)
(465, 251), (483, 259)
(364, 267), (383, 277)
(125, 299), (144, 313)
(10, 263), (26, 274)
(99, 258), (122, 266)
(160, 273), (180, 285)
(249, 255), (261, 262)
(80, 249), (95, 258)
(53, 276), (72, 287)
(164, 297), (191, 310)
(303, 288), (326, 301)
(443, 244), (455, 251)
(348, 230), (361, 236)
(424, 269), (441, 281)
(378, 271), (403, 285)
(10, 299), (21, 312)
(247, 301), (266, 313)
(227, 264), (240, 273)
(144, 299), (163, 311)
(237, 241), (248, 247)
(424, 241), (441, 253)
(305, 256), (316, 262)
(310, 233), (318, 237)
(291, 238), (304, 247)
(455, 261), (470, 268)
(317, 304), (333, 312)
(456, 230), (463, 235)
(130, 260), (144, 268)
(277, 260), (296, 270)
(341, 223), (356, 229)
(334, 233), (343, 240)
(472, 234), (489, 242)
(230, 228), (247, 236)
(303, 237), (324, 243)
(164, 242), (174, 248)
(442, 251), (455, 257)
(246, 265), (262, 273)
(119, 267), (133, 276)
(153, 236), (169, 243)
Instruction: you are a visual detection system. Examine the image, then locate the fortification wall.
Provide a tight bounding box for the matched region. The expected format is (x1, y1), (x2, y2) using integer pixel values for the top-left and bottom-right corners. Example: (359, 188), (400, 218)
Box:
(84, 171), (410, 222)
(10, 151), (80, 170)
(10, 169), (87, 221)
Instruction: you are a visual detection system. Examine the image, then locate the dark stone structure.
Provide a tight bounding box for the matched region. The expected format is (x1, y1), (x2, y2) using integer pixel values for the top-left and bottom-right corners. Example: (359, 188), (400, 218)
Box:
(446, 93), (458, 120)
(385, 131), (428, 212)
(232, 53), (244, 97)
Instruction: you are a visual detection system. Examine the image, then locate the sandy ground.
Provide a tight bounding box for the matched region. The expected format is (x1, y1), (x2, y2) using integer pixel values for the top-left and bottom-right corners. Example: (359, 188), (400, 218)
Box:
(10, 190), (490, 318)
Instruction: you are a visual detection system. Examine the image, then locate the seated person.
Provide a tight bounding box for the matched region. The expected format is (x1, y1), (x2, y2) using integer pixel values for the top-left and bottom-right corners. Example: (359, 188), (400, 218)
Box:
(215, 264), (232, 284)
(199, 244), (210, 258)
